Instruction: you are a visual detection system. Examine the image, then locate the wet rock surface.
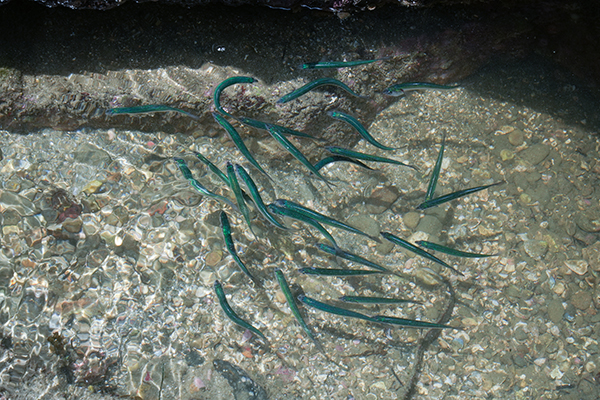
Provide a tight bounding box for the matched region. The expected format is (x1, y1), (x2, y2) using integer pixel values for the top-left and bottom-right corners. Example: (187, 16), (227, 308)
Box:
(0, 1), (599, 136)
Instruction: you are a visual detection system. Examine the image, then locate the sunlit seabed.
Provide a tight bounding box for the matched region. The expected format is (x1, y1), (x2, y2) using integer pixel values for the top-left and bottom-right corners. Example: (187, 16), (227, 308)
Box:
(1, 86), (599, 399)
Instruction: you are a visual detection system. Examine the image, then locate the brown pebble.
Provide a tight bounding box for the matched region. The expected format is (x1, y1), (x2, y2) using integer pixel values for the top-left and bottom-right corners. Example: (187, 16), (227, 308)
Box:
(571, 290), (592, 310)
(403, 212), (421, 230)
(366, 186), (400, 214)
(508, 129), (524, 146)
(21, 259), (36, 268)
(205, 250), (222, 267)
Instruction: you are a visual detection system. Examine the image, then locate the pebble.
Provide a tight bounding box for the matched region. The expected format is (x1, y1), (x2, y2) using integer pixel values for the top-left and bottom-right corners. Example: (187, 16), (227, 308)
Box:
(275, 290), (286, 304)
(575, 211), (600, 233)
(365, 186), (400, 214)
(73, 142), (112, 168)
(523, 239), (548, 259)
(513, 326), (527, 341)
(520, 144), (550, 166)
(570, 290), (592, 310)
(508, 129), (525, 146)
(550, 366), (563, 380)
(83, 180), (104, 194)
(62, 217), (83, 233)
(415, 215), (443, 236)
(547, 298), (564, 324)
(533, 358), (546, 366)
(500, 149), (515, 161)
(564, 259), (588, 275)
(204, 250), (222, 267)
(518, 193), (532, 206)
(497, 125), (515, 134)
(2, 209), (21, 225)
(553, 282), (565, 296)
(403, 211), (421, 230)
(582, 241), (600, 271)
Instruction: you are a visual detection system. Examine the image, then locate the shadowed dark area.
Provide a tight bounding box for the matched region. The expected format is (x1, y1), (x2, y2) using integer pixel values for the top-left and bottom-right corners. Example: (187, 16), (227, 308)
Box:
(0, 0), (598, 131)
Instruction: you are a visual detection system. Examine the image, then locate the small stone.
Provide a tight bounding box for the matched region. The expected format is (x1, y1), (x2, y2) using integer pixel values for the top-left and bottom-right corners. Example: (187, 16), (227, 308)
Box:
(565, 259), (588, 275)
(585, 361), (597, 374)
(205, 250), (222, 267)
(370, 381), (386, 390)
(534, 358), (546, 366)
(500, 149), (515, 161)
(583, 242), (600, 271)
(83, 180), (104, 195)
(547, 298), (564, 324)
(553, 282), (565, 296)
(520, 144), (550, 166)
(403, 212), (421, 230)
(523, 240), (548, 259)
(365, 186), (400, 214)
(571, 290), (592, 310)
(497, 125), (515, 134)
(508, 129), (525, 146)
(2, 225), (19, 235)
(275, 290), (286, 304)
(519, 193), (532, 205)
(73, 143), (112, 168)
(62, 217), (83, 233)
(550, 366), (563, 380)
(575, 211), (600, 233)
(514, 327), (527, 341)
(513, 354), (527, 368)
(415, 215), (442, 236)
(199, 270), (215, 286)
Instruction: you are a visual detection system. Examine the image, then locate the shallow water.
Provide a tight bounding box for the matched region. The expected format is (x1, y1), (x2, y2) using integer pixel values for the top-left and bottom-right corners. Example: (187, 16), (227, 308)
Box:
(1, 3), (600, 400)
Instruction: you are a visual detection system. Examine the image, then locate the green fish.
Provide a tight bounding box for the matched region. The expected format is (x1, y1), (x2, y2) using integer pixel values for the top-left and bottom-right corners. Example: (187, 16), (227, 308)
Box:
(416, 181), (505, 210)
(214, 280), (267, 341)
(425, 135), (445, 201)
(267, 203), (337, 248)
(371, 314), (461, 330)
(299, 267), (384, 277)
(273, 199), (378, 241)
(298, 294), (375, 323)
(301, 58), (388, 69)
(237, 116), (324, 141)
(173, 158), (236, 209)
(266, 125), (334, 187)
(193, 151), (230, 187)
(326, 146), (417, 171)
(339, 296), (420, 305)
(380, 232), (463, 276)
(106, 104), (199, 120)
(383, 82), (459, 97)
(214, 76), (257, 116)
(316, 243), (390, 273)
(226, 162), (255, 236)
(328, 110), (398, 151)
(194, 152), (252, 203)
(212, 112), (272, 181)
(277, 78), (366, 104)
(274, 269), (323, 351)
(416, 240), (498, 258)
(235, 164), (289, 230)
(314, 155), (374, 172)
(219, 211), (260, 286)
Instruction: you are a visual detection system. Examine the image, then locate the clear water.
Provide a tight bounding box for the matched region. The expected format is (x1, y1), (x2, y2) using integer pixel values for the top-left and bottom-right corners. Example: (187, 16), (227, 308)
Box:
(1, 2), (599, 400)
